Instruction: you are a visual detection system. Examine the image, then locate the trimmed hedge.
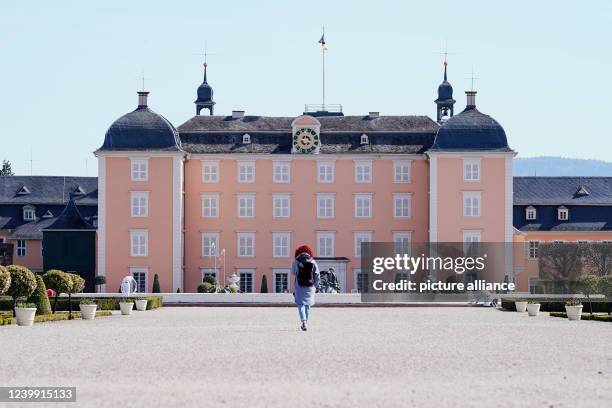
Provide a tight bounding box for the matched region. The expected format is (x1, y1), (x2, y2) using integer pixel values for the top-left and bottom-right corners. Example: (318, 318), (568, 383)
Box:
(502, 298), (612, 313)
(0, 295), (163, 312)
(549, 312), (612, 322)
(0, 310), (113, 325)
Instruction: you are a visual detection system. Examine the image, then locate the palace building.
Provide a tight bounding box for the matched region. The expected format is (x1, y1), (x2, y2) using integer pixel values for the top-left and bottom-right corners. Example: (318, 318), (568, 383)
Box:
(94, 62), (516, 293)
(2, 62), (611, 294)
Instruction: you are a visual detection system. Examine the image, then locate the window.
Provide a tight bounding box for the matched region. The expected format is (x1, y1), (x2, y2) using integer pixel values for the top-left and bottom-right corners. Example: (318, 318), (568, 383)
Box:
(317, 194), (335, 219)
(237, 161), (255, 183)
(526, 206), (536, 220)
(130, 192), (148, 217)
(528, 241), (539, 260)
(22, 207), (35, 221)
(355, 269), (369, 293)
(242, 133), (251, 144)
(131, 158), (148, 181)
(355, 194), (372, 218)
(355, 160), (372, 183)
(317, 161), (334, 183)
(463, 158), (480, 181)
(528, 277), (540, 294)
(393, 193), (412, 218)
(237, 194), (255, 218)
(130, 230), (148, 257)
(201, 268), (218, 284)
(238, 268), (254, 293)
(237, 232), (255, 257)
(558, 206), (569, 221)
(360, 134), (369, 145)
(130, 267), (147, 293)
(273, 269), (290, 293)
(463, 192), (481, 217)
(272, 194), (290, 218)
(202, 193), (219, 218)
(393, 232), (412, 255)
(463, 230), (481, 255)
(272, 232), (290, 258)
(16, 240), (26, 257)
(393, 160), (411, 183)
(273, 161), (290, 183)
(316, 232), (334, 257)
(354, 231), (372, 258)
(42, 210), (53, 218)
(202, 232), (219, 257)
(202, 160), (219, 183)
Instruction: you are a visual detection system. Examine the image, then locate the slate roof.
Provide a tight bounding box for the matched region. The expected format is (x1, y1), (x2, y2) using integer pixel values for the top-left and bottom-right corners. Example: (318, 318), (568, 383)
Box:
(177, 115), (438, 154)
(100, 107), (182, 151)
(431, 107), (512, 152)
(0, 176), (98, 205)
(45, 198), (94, 231)
(513, 177), (612, 232)
(514, 177), (612, 206)
(10, 218), (56, 239)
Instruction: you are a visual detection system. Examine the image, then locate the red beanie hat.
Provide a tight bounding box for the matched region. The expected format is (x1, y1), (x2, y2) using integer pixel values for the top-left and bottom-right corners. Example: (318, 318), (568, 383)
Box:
(295, 244), (313, 258)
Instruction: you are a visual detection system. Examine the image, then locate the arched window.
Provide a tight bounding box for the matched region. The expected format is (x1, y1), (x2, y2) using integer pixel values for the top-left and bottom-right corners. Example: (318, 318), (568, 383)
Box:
(525, 206), (536, 220)
(242, 134), (251, 144)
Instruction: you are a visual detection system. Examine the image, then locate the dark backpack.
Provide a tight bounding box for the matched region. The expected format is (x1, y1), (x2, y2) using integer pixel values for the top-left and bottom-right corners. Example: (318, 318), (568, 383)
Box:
(296, 253), (315, 287)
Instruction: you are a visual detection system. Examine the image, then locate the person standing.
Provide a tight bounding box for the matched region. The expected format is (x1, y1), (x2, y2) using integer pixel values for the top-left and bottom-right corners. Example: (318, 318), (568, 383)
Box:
(292, 245), (320, 331)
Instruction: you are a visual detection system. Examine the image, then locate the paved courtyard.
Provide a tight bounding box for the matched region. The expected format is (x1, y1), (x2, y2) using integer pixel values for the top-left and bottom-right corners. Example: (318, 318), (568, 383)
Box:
(1, 307), (611, 408)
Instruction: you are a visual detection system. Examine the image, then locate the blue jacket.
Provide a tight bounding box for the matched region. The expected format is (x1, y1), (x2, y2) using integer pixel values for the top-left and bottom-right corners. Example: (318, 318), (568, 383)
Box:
(292, 256), (320, 306)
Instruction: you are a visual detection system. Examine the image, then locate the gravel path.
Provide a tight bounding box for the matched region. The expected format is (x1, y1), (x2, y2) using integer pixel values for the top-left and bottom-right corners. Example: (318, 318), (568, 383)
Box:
(1, 307), (611, 408)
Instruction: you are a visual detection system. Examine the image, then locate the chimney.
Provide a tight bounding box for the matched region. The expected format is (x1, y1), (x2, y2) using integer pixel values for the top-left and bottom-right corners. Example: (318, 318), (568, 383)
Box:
(465, 91), (477, 109)
(232, 110), (245, 119)
(137, 91), (149, 108)
(368, 111), (380, 119)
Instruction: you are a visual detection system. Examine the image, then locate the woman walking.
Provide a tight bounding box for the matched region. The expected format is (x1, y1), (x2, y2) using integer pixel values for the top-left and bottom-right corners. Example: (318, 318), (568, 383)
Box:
(292, 245), (320, 331)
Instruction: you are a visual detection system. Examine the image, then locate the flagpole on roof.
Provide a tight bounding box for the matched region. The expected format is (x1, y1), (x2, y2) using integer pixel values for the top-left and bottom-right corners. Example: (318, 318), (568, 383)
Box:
(318, 26), (326, 110)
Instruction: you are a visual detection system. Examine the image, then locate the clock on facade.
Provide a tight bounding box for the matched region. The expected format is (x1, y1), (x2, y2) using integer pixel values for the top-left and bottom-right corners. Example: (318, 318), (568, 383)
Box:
(293, 127), (320, 153)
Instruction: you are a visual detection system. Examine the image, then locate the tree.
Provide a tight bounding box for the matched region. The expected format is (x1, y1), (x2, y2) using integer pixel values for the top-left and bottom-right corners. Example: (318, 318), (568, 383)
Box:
(260, 274), (268, 293)
(28, 275), (52, 315)
(66, 273), (85, 319)
(0, 265), (10, 295)
(152, 274), (160, 293)
(584, 242), (612, 277)
(538, 242), (585, 293)
(0, 160), (14, 176)
(6, 265), (37, 316)
(94, 275), (106, 293)
(43, 269), (72, 313)
(597, 275), (612, 315)
(575, 275), (600, 316)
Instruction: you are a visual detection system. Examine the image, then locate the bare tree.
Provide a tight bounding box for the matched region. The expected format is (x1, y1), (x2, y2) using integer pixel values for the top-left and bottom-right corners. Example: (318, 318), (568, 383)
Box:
(538, 242), (585, 293)
(584, 242), (612, 277)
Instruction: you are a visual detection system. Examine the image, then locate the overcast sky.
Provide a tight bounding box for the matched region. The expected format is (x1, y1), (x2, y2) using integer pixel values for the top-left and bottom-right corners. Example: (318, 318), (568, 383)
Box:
(1, 0), (611, 175)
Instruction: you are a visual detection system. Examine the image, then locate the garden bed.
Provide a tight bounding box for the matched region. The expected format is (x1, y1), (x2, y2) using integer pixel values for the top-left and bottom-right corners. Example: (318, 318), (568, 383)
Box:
(0, 311), (113, 325)
(501, 298), (611, 313)
(0, 295), (163, 312)
(549, 312), (612, 322)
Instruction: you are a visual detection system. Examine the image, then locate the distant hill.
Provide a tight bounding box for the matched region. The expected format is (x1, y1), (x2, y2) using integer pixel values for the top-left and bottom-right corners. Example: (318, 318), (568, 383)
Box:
(513, 157), (612, 177)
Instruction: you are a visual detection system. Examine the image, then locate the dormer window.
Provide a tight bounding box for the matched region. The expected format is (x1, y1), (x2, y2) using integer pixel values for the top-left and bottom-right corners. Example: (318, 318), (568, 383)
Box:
(42, 210), (54, 218)
(23, 206), (35, 221)
(525, 206), (536, 220)
(558, 206), (569, 221)
(17, 186), (31, 195)
(360, 134), (369, 145)
(575, 185), (590, 196)
(73, 185), (86, 195)
(242, 134), (251, 144)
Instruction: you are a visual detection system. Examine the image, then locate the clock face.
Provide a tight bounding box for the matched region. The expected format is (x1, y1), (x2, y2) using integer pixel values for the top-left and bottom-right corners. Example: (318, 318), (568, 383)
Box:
(293, 127), (320, 153)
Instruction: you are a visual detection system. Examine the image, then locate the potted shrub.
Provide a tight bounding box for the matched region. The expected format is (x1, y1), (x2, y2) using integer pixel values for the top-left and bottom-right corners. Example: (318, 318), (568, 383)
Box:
(28, 275), (52, 315)
(514, 299), (528, 313)
(79, 299), (98, 320)
(565, 298), (583, 321)
(197, 282), (216, 293)
(526, 300), (541, 317)
(134, 297), (148, 311)
(94, 275), (106, 293)
(6, 265), (37, 317)
(15, 301), (37, 326)
(119, 298), (134, 315)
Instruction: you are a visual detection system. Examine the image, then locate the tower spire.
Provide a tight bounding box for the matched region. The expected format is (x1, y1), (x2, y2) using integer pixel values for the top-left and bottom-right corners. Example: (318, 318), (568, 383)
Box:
(435, 57), (455, 123)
